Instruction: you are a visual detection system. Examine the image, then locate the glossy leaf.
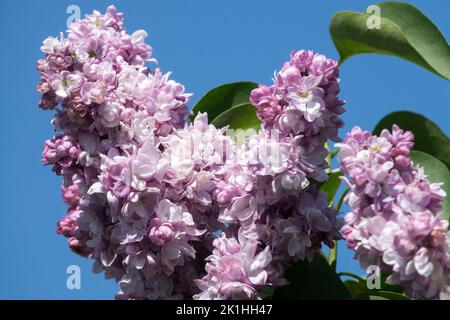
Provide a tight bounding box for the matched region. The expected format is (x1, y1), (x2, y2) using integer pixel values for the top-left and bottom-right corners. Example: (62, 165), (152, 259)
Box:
(211, 103), (261, 130)
(273, 252), (351, 300)
(373, 111), (450, 169)
(330, 2), (450, 80)
(191, 82), (258, 122)
(410, 150), (450, 221)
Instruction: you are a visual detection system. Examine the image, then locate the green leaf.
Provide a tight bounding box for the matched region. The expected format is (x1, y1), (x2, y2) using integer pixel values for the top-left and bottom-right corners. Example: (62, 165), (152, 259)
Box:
(330, 1), (450, 80)
(346, 283), (410, 300)
(380, 272), (405, 294)
(259, 285), (276, 299)
(373, 111), (450, 169)
(371, 291), (411, 300)
(344, 280), (368, 297)
(342, 273), (407, 299)
(273, 252), (351, 300)
(355, 295), (389, 300)
(191, 82), (258, 122)
(338, 272), (366, 283)
(320, 172), (343, 203)
(410, 150), (450, 222)
(356, 291), (411, 300)
(211, 103), (261, 130)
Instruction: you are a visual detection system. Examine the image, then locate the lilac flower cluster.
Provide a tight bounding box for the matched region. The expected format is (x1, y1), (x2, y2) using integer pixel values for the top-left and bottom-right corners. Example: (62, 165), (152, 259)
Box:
(250, 50), (345, 182)
(39, 6), (344, 299)
(338, 126), (450, 300)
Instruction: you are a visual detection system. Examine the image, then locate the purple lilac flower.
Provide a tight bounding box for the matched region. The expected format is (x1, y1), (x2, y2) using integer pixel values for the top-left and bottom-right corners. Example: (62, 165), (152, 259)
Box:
(194, 235), (272, 300)
(42, 135), (80, 174)
(39, 7), (344, 300)
(249, 50), (345, 182)
(250, 50), (345, 140)
(338, 125), (450, 300)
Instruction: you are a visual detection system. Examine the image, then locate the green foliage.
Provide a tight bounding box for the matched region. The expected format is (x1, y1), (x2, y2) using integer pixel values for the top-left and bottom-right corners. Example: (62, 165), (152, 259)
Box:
(373, 111), (450, 170)
(342, 272), (409, 300)
(211, 103), (261, 130)
(191, 82), (261, 131)
(355, 292), (410, 300)
(330, 1), (450, 80)
(410, 150), (450, 222)
(320, 172), (343, 204)
(190, 1), (450, 300)
(273, 252), (351, 300)
(191, 81), (259, 122)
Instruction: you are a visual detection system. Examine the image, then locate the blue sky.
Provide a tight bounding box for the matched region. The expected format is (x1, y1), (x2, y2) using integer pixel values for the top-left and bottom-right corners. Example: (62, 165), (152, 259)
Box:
(0, 0), (448, 299)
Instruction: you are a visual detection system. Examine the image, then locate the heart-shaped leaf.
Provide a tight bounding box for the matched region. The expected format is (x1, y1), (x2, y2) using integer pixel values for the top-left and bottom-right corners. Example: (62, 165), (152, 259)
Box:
(330, 2), (450, 80)
(191, 82), (259, 122)
(373, 111), (450, 170)
(410, 150), (450, 222)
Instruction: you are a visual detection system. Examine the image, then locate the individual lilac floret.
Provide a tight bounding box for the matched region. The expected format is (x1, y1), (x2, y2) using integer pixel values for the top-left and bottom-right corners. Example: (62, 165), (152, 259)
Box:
(338, 125), (450, 300)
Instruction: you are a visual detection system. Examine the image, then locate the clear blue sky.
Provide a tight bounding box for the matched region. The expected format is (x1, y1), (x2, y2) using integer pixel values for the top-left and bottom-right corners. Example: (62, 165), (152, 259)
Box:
(0, 0), (448, 299)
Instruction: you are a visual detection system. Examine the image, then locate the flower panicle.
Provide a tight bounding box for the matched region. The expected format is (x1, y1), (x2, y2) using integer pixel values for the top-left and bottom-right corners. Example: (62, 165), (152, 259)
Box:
(39, 6), (344, 300)
(338, 125), (450, 300)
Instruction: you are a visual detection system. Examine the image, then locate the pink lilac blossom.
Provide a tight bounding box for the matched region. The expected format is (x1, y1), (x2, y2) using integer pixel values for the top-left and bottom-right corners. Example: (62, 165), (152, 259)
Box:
(338, 125), (450, 300)
(194, 235), (272, 300)
(39, 6), (343, 300)
(42, 135), (80, 174)
(249, 49), (345, 182)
